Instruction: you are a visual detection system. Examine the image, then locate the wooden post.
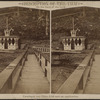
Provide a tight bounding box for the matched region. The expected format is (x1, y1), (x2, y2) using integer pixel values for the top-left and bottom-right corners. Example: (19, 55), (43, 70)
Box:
(79, 75), (83, 90)
(25, 53), (28, 61)
(88, 67), (91, 77)
(45, 68), (47, 77)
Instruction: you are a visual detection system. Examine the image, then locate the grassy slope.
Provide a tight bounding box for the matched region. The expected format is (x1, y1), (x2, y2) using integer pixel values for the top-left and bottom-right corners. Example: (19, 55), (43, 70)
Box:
(0, 50), (23, 72)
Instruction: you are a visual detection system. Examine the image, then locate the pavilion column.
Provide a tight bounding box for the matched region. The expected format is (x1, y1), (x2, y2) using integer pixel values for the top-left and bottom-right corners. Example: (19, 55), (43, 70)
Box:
(79, 38), (81, 50)
(77, 38), (79, 50)
(0, 38), (2, 49)
(62, 39), (65, 50)
(3, 38), (5, 49)
(75, 38), (77, 50)
(0, 38), (3, 50)
(73, 38), (75, 50)
(10, 38), (13, 49)
(80, 38), (83, 50)
(7, 38), (9, 49)
(66, 39), (69, 50)
(64, 39), (68, 50)
(79, 38), (82, 50)
(14, 38), (16, 49)
(14, 38), (17, 49)
(67, 39), (69, 50)
(68, 38), (71, 50)
(16, 38), (19, 49)
(9, 38), (12, 50)
(66, 43), (69, 50)
(12, 38), (15, 50)
(12, 38), (14, 50)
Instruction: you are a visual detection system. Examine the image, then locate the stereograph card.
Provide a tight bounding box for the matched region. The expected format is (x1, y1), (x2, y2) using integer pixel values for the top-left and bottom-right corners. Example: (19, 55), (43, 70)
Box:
(0, 1), (99, 99)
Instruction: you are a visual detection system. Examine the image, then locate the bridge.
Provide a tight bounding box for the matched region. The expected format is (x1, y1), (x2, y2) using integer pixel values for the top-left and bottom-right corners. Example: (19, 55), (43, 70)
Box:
(55, 47), (100, 94)
(0, 46), (50, 93)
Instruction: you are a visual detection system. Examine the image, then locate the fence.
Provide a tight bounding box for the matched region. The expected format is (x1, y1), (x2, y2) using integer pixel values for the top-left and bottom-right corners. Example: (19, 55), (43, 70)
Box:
(33, 46), (50, 53)
(56, 49), (95, 94)
(33, 49), (50, 82)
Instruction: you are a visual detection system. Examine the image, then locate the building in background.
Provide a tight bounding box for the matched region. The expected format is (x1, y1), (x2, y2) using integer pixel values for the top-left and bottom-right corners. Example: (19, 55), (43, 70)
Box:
(62, 29), (86, 51)
(0, 17), (20, 50)
(61, 18), (86, 51)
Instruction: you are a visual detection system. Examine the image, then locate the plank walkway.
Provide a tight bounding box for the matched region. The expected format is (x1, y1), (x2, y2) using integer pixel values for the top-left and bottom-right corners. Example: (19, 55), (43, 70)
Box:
(84, 55), (100, 94)
(14, 54), (49, 93)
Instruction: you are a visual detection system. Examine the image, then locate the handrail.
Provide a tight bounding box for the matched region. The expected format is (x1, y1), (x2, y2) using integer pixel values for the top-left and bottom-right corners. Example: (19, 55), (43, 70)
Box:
(33, 48), (50, 82)
(0, 49), (28, 93)
(33, 49), (50, 62)
(56, 49), (95, 94)
(33, 46), (50, 53)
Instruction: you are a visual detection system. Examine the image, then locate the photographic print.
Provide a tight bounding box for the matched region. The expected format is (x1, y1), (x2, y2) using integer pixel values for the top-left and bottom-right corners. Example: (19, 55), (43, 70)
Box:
(51, 6), (100, 94)
(1, 1), (100, 99)
(0, 6), (50, 94)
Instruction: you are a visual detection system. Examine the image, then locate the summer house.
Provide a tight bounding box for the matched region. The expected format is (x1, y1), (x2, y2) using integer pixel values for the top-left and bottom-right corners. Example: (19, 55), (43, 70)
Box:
(62, 18), (86, 51)
(0, 17), (20, 50)
(62, 29), (85, 50)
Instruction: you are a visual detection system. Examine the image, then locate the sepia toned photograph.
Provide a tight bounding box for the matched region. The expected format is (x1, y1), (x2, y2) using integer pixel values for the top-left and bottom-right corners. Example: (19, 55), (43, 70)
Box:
(1, 1), (100, 99)
(0, 7), (50, 94)
(51, 7), (100, 94)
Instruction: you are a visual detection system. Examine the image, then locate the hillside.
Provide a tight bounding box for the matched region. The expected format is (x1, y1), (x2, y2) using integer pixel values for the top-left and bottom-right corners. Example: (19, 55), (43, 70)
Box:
(0, 7), (50, 41)
(52, 7), (100, 49)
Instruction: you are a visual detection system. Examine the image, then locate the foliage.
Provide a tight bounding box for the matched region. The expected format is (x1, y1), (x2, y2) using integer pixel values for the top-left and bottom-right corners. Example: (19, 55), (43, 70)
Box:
(52, 7), (100, 48)
(0, 7), (50, 40)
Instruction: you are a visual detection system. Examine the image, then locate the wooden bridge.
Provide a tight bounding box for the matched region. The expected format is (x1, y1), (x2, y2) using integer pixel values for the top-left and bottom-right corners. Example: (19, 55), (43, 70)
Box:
(0, 45), (100, 94)
(56, 49), (97, 94)
(33, 46), (50, 53)
(0, 46), (50, 93)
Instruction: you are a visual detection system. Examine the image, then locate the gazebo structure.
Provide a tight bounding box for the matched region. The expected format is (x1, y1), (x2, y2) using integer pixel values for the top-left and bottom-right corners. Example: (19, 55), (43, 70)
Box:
(0, 17), (20, 50)
(62, 18), (86, 51)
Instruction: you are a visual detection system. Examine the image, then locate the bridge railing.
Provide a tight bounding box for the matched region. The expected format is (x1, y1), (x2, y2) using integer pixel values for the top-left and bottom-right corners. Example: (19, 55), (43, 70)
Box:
(33, 48), (50, 82)
(0, 49), (28, 93)
(33, 46), (50, 53)
(56, 49), (95, 94)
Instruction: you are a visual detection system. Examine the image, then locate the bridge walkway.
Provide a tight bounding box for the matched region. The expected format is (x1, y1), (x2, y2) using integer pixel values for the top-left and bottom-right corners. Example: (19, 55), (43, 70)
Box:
(84, 55), (100, 94)
(14, 54), (49, 93)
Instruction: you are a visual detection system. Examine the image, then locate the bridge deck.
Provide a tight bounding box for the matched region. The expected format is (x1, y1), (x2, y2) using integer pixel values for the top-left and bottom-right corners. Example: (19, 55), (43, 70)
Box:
(84, 55), (100, 94)
(14, 54), (49, 93)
